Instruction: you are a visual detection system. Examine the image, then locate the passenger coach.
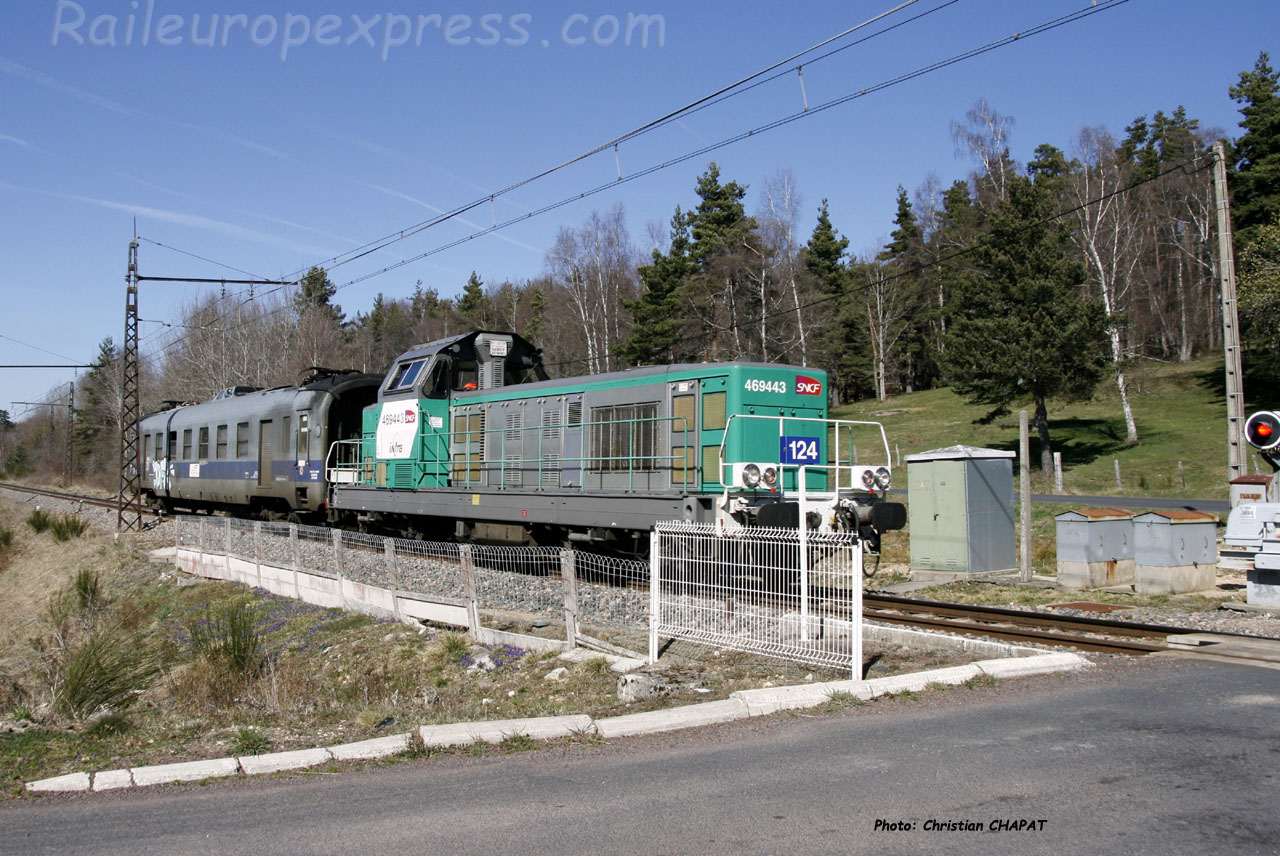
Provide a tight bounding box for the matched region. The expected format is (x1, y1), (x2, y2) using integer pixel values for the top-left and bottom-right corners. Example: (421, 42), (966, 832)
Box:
(139, 369), (381, 519)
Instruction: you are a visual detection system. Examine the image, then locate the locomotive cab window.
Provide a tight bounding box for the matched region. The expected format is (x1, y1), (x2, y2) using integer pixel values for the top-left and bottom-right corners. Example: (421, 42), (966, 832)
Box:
(386, 359), (426, 393)
(424, 359), (449, 398)
(453, 360), (479, 392)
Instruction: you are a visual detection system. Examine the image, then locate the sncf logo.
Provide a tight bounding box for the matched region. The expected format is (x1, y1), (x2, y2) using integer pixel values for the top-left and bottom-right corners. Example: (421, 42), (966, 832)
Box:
(795, 375), (823, 396)
(404, 410), (417, 424)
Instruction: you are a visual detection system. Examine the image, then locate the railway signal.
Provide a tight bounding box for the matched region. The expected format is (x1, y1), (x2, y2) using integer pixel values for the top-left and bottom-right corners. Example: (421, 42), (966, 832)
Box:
(1245, 411), (1280, 451)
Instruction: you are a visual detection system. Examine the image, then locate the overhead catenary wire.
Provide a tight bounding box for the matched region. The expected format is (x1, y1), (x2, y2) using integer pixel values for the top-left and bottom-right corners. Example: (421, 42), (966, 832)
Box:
(138, 0), (1133, 369)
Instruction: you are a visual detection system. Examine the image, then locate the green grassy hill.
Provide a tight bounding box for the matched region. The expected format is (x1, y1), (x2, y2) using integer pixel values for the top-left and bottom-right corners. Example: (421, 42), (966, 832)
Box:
(833, 357), (1272, 500)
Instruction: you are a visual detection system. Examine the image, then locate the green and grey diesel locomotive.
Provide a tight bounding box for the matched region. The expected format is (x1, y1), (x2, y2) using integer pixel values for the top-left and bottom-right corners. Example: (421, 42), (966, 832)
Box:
(141, 330), (904, 552)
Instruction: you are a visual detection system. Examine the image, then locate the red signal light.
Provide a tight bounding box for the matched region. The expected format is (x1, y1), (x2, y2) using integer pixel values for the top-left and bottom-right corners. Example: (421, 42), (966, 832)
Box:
(1246, 411), (1280, 451)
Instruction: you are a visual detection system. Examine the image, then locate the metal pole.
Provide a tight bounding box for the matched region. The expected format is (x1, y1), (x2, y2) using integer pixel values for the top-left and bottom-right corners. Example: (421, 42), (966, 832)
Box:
(65, 382), (74, 487)
(117, 239), (143, 532)
(1019, 410), (1031, 582)
(799, 465), (810, 643)
(1214, 141), (1246, 481)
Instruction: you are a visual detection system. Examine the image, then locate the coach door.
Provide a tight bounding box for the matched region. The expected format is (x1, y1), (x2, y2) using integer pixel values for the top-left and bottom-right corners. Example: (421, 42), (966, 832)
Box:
(257, 420), (273, 487)
(669, 382), (698, 491)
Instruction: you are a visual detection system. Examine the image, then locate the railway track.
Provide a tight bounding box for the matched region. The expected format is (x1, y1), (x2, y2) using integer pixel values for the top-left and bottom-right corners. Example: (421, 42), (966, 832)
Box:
(1, 481), (1264, 659)
(0, 481), (163, 518)
(863, 593), (1195, 655)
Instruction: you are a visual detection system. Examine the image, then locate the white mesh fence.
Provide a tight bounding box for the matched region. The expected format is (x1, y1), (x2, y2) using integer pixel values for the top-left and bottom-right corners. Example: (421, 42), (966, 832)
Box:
(574, 551), (650, 629)
(651, 522), (863, 676)
(173, 515), (861, 674)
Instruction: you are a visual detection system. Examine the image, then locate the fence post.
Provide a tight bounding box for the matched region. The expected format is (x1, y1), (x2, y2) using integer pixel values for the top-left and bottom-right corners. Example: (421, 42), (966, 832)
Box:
(290, 523), (301, 601)
(648, 530), (660, 665)
(1019, 410), (1032, 583)
(253, 521), (263, 589)
(851, 535), (863, 681)
(1054, 452), (1063, 494)
(385, 538), (403, 623)
(561, 549), (579, 648)
(199, 515), (206, 554)
(1114, 459), (1123, 491)
(460, 543), (480, 635)
(223, 517), (231, 560)
(332, 529), (349, 610)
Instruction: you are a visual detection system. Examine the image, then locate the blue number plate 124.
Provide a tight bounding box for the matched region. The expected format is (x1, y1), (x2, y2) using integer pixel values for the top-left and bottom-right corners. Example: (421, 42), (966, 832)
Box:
(780, 436), (821, 465)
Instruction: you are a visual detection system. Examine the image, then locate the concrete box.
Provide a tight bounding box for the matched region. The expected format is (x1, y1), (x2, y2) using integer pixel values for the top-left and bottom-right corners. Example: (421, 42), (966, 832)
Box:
(1133, 510), (1219, 594)
(1055, 508), (1135, 590)
(1231, 475), (1273, 509)
(906, 446), (1016, 577)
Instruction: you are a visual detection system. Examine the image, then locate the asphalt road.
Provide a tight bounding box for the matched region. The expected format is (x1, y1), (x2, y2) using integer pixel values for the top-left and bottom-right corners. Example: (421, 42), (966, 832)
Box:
(4, 656), (1277, 855)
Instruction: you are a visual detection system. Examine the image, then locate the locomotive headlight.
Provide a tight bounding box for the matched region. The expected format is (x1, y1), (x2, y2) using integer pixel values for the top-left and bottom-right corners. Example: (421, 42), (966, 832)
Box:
(761, 466), (778, 488)
(874, 467), (892, 490)
(741, 463), (762, 488)
(861, 469), (876, 489)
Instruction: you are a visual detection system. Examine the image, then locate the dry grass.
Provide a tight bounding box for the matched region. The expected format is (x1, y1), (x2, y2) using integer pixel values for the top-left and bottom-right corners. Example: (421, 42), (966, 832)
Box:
(0, 496), (976, 796)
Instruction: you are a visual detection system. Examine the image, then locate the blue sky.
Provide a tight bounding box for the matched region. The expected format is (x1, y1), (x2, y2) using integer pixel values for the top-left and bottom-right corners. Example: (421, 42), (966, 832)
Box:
(1, 0), (1275, 414)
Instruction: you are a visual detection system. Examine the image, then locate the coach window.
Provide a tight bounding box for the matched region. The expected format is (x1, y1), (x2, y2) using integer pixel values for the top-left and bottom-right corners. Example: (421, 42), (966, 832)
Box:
(182, 429), (192, 460)
(282, 416), (291, 458)
(216, 425), (228, 459)
(236, 422), (249, 458)
(297, 412), (310, 460)
(198, 427), (209, 460)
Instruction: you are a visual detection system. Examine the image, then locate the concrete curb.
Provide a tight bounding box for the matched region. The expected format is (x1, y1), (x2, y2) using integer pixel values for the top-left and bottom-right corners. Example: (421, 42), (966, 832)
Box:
(130, 757), (241, 788)
(24, 652), (1092, 793)
(419, 715), (595, 747)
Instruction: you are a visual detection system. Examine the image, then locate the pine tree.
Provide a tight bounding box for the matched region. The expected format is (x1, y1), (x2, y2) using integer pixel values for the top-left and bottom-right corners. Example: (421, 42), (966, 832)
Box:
(294, 266), (343, 324)
(803, 200), (867, 402)
(72, 337), (121, 475)
(1239, 214), (1280, 390)
(618, 209), (693, 365)
(879, 186), (932, 393)
(523, 286), (548, 344)
(944, 169), (1109, 472)
(683, 163), (760, 359)
(1230, 52), (1280, 248)
(456, 271), (489, 329)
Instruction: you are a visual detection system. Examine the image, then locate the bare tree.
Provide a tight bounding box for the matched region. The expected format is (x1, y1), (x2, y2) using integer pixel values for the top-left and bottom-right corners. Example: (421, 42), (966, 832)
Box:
(858, 254), (912, 401)
(757, 168), (810, 364)
(544, 204), (639, 374)
(952, 98), (1018, 208)
(1070, 126), (1142, 444)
